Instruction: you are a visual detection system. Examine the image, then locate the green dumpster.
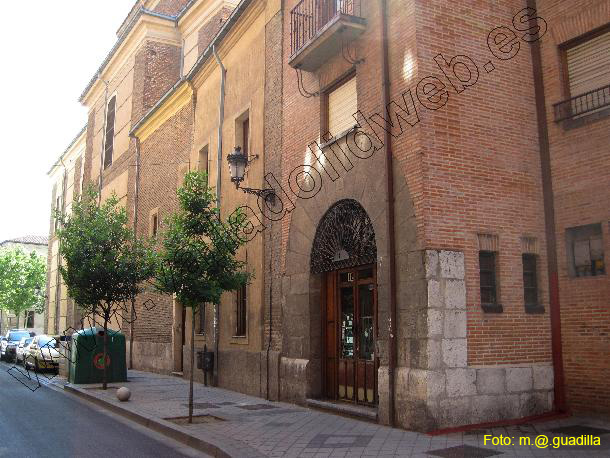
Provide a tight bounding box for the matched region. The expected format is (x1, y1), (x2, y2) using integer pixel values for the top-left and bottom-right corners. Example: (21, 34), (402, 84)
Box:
(68, 327), (127, 384)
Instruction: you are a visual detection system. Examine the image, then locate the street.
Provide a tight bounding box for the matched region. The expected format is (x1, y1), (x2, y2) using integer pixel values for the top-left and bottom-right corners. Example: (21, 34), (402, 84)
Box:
(0, 361), (204, 458)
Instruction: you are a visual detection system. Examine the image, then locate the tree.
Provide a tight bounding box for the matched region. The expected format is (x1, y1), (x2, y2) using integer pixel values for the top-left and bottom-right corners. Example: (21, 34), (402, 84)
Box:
(155, 171), (250, 423)
(56, 186), (155, 389)
(0, 248), (46, 328)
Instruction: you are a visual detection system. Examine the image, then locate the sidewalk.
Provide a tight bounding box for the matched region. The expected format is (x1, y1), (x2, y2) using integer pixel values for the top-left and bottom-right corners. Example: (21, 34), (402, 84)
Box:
(61, 370), (609, 457)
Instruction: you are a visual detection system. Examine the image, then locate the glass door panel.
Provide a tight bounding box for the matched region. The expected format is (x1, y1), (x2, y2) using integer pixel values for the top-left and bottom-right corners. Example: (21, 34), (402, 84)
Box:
(340, 286), (354, 358)
(358, 284), (374, 361)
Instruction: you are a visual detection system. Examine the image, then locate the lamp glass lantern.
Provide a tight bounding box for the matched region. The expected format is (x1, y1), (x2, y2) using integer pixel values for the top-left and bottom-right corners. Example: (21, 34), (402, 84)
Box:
(227, 146), (248, 186)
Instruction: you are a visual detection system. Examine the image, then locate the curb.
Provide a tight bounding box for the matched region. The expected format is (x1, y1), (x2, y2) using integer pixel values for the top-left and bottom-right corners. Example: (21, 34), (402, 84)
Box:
(63, 385), (237, 457)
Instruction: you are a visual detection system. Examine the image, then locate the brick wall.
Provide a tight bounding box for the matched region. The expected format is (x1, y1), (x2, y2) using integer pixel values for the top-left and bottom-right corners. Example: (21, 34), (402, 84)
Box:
(198, 6), (234, 52)
(263, 9), (284, 356)
(152, 0), (191, 16)
(132, 102), (193, 346)
(132, 42), (182, 124)
(537, 0), (610, 414)
(404, 0), (552, 366)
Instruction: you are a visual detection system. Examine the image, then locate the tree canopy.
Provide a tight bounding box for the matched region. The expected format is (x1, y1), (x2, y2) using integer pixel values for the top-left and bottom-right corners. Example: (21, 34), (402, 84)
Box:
(56, 186), (156, 318)
(0, 247), (46, 322)
(155, 171), (250, 308)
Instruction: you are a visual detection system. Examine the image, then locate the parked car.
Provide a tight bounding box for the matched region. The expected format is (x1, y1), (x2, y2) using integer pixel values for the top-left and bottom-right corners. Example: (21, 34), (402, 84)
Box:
(16, 337), (33, 365)
(24, 335), (60, 372)
(1, 329), (31, 363)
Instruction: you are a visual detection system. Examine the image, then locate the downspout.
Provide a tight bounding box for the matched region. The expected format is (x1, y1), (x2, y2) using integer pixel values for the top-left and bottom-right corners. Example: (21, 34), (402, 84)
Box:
(55, 158), (69, 334)
(129, 134), (142, 370)
(266, 223), (273, 400)
(380, 0), (397, 427)
(526, 0), (566, 413)
(212, 45), (226, 387)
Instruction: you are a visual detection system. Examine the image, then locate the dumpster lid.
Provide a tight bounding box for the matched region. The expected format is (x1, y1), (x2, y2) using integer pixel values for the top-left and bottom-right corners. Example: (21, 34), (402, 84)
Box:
(74, 327), (123, 339)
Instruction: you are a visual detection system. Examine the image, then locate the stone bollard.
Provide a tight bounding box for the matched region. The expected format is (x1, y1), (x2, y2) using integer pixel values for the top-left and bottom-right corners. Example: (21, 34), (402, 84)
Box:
(116, 387), (131, 402)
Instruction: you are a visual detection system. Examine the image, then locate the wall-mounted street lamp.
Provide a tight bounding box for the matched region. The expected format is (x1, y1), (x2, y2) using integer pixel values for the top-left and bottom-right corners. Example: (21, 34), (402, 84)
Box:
(227, 146), (275, 204)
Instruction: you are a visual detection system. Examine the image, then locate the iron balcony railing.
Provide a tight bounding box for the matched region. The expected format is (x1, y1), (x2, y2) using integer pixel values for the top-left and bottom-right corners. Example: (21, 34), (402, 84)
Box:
(290, 0), (362, 57)
(553, 84), (610, 122)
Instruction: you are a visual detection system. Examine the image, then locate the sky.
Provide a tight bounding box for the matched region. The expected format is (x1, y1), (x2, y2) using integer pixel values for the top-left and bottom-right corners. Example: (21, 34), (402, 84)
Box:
(0, 1), (134, 243)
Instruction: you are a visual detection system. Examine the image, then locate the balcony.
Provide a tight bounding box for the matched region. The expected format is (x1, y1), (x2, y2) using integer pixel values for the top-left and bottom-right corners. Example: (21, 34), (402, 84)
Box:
(553, 84), (610, 124)
(289, 0), (366, 72)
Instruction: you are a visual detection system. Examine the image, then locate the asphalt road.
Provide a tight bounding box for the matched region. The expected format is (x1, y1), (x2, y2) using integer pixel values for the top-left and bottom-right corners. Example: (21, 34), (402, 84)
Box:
(0, 361), (206, 458)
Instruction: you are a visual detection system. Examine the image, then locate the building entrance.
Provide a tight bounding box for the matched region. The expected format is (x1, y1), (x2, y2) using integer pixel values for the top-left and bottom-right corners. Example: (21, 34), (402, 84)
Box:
(324, 264), (377, 404)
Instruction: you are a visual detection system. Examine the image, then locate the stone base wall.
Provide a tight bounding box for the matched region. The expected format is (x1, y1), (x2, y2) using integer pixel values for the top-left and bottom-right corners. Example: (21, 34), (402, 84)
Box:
(279, 357), (312, 404)
(128, 340), (173, 375)
(181, 347), (281, 400)
(391, 250), (554, 431)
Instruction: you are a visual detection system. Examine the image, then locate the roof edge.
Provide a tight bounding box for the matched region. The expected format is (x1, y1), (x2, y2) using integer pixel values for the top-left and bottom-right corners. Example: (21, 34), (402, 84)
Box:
(130, 0), (254, 137)
(48, 124), (88, 175)
(78, 8), (178, 104)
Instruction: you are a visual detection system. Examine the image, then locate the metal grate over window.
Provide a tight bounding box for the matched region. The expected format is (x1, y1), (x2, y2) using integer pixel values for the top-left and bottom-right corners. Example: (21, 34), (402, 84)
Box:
(310, 199), (377, 274)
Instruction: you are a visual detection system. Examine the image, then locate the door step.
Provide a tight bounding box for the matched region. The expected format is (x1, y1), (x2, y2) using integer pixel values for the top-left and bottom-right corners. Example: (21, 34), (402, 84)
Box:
(306, 399), (378, 422)
(171, 371), (184, 377)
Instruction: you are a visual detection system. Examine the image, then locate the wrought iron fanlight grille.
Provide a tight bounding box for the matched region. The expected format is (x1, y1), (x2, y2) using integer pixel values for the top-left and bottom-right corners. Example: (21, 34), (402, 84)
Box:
(310, 199), (377, 274)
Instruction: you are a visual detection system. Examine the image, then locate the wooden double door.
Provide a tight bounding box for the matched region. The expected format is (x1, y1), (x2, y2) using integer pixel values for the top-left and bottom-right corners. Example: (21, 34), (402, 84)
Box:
(323, 264), (377, 405)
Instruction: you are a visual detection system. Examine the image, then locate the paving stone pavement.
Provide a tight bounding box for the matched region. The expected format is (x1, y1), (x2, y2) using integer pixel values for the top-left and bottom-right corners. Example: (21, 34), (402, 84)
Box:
(61, 370), (610, 457)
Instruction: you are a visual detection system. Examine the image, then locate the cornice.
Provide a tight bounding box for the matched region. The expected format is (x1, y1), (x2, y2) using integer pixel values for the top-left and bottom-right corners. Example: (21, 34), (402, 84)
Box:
(48, 126), (87, 176)
(189, 0), (262, 87)
(80, 12), (180, 107)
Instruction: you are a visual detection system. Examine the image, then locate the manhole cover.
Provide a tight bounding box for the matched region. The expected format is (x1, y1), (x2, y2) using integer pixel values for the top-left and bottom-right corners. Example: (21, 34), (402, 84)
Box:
(164, 415), (225, 425)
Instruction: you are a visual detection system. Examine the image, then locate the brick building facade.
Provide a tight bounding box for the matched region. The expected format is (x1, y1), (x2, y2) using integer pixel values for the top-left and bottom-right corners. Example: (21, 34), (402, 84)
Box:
(47, 0), (608, 431)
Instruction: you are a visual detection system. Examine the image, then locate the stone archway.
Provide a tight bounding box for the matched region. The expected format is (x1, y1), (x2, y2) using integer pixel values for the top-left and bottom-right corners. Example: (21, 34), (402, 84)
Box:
(310, 199), (379, 404)
(310, 199), (377, 275)
(279, 148), (418, 420)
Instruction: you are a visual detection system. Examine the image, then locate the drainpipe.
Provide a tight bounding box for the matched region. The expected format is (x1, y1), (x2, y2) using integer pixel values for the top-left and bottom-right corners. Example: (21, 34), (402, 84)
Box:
(55, 158), (69, 334)
(129, 134), (142, 370)
(526, 0), (566, 413)
(212, 45), (226, 387)
(381, 0), (398, 427)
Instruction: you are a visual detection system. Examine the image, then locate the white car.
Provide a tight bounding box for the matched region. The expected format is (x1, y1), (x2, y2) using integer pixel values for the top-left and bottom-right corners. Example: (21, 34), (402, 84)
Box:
(24, 335), (60, 372)
(16, 337), (33, 365)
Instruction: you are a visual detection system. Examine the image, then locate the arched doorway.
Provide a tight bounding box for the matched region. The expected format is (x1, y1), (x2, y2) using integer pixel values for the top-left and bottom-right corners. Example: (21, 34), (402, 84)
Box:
(311, 199), (378, 405)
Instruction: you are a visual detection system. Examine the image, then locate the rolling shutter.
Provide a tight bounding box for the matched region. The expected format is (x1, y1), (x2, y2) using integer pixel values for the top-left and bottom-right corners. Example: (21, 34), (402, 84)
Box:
(328, 77), (357, 137)
(566, 30), (610, 97)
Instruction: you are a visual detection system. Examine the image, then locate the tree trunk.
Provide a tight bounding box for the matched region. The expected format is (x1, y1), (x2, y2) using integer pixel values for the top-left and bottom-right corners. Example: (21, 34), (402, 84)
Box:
(16, 313), (20, 328)
(189, 307), (195, 423)
(103, 312), (109, 390)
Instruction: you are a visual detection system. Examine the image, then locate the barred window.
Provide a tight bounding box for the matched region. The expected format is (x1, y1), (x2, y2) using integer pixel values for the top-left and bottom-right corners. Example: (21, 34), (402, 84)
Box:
(566, 223), (605, 277)
(522, 254), (539, 307)
(479, 251), (498, 306)
(103, 96), (116, 169)
(196, 304), (206, 335)
(235, 284), (247, 337)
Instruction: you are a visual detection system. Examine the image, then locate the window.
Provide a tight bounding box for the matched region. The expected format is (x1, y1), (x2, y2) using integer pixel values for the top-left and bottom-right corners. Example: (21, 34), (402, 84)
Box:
(235, 111), (250, 158)
(196, 304), (206, 335)
(522, 254), (543, 313)
(566, 223), (605, 277)
(327, 76), (357, 137)
(198, 145), (209, 175)
(479, 251), (502, 313)
(149, 209), (159, 238)
(564, 28), (610, 98)
(235, 284), (247, 337)
(54, 194), (62, 232)
(151, 213), (159, 238)
(103, 95), (116, 169)
(242, 117), (249, 156)
(25, 311), (35, 328)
